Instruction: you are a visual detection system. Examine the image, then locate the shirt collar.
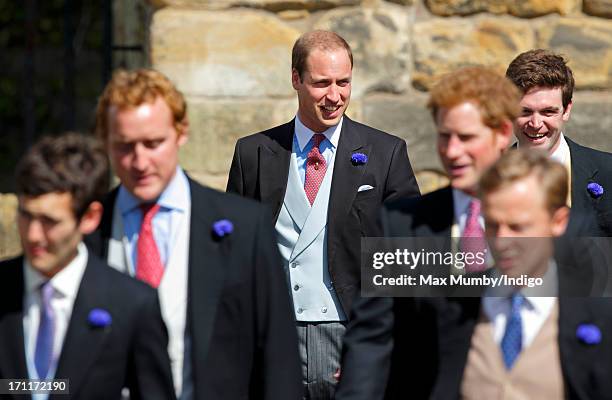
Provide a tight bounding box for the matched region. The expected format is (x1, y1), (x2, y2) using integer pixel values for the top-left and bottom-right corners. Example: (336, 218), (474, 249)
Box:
(452, 188), (476, 220)
(550, 133), (570, 164)
(484, 258), (558, 313)
(24, 242), (89, 300)
(294, 114), (342, 152)
(117, 167), (189, 215)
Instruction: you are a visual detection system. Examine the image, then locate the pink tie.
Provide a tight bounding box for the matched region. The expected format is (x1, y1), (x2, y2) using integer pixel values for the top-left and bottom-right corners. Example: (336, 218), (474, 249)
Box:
(136, 203), (164, 288)
(462, 199), (487, 272)
(304, 134), (327, 205)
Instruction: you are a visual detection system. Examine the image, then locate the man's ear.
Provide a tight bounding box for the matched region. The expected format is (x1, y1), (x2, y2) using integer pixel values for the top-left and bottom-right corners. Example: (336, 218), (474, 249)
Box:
(78, 201), (103, 235)
(551, 206), (570, 237)
(496, 119), (514, 151)
(291, 68), (302, 90)
(177, 118), (189, 146)
(562, 101), (572, 122)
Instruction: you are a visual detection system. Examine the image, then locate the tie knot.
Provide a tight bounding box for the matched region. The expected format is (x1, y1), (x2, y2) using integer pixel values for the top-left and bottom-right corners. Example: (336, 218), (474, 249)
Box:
(510, 293), (524, 311)
(140, 202), (161, 222)
(311, 133), (325, 149)
(40, 281), (54, 304)
(468, 199), (481, 217)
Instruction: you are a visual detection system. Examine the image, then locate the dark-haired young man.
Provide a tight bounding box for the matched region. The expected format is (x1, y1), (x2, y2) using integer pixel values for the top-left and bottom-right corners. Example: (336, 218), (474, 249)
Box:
(506, 49), (612, 235)
(0, 133), (176, 399)
(227, 30), (420, 399)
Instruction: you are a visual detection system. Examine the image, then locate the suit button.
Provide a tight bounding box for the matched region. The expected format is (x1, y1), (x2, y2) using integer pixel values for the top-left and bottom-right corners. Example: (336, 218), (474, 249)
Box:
(321, 307), (328, 313)
(297, 308), (303, 314)
(290, 262), (299, 268)
(293, 285), (300, 291)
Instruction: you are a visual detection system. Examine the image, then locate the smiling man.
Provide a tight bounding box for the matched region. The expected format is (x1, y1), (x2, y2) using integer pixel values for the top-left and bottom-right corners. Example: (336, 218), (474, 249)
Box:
(506, 49), (612, 235)
(335, 66), (520, 400)
(227, 30), (420, 399)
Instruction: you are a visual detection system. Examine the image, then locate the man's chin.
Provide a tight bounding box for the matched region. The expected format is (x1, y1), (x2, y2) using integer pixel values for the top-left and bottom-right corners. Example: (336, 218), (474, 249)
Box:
(131, 185), (162, 203)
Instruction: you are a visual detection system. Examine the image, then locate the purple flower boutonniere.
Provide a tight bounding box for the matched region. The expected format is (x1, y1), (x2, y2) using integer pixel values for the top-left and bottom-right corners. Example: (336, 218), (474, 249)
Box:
(587, 182), (604, 199)
(576, 323), (601, 345)
(351, 152), (368, 166)
(88, 308), (112, 328)
(212, 219), (234, 239)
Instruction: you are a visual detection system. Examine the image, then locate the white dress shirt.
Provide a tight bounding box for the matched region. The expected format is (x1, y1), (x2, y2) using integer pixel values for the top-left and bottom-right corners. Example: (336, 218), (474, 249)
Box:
(23, 243), (88, 400)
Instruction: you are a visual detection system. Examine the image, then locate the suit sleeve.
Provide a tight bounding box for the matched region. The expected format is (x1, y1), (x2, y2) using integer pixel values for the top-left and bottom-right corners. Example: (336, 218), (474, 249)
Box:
(335, 296), (395, 400)
(227, 139), (245, 195)
(252, 207), (302, 400)
(127, 291), (177, 400)
(384, 139), (420, 203)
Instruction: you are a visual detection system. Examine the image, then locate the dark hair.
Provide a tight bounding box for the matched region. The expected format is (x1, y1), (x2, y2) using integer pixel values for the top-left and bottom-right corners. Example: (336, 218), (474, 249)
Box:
(15, 132), (110, 218)
(505, 49), (574, 109)
(292, 30), (353, 80)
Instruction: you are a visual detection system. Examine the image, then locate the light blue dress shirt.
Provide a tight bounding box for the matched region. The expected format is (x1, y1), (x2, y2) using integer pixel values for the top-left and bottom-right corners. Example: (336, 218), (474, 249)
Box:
(293, 115), (341, 185)
(116, 167), (190, 274)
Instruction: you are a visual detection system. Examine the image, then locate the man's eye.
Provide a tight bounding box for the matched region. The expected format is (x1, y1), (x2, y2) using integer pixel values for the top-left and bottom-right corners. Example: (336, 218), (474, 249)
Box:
(144, 140), (163, 149)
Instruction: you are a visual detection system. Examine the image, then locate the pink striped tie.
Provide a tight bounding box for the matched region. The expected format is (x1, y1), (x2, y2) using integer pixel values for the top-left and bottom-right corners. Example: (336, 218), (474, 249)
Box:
(304, 134), (327, 205)
(462, 199), (487, 272)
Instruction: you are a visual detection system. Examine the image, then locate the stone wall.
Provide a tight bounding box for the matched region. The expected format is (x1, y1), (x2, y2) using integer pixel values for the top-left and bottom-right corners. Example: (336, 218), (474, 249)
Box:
(148, 0), (612, 191)
(2, 0), (612, 259)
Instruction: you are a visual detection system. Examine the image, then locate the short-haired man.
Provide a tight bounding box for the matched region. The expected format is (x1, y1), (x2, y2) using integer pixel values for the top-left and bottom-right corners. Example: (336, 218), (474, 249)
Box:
(227, 30), (420, 398)
(0, 133), (176, 399)
(87, 69), (302, 399)
(335, 66), (520, 399)
(392, 150), (612, 399)
(506, 49), (612, 235)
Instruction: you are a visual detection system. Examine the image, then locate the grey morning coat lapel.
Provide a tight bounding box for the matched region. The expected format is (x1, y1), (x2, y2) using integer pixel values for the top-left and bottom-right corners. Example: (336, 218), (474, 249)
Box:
(0, 258), (29, 387)
(259, 121), (293, 222)
(566, 138), (597, 214)
(327, 118), (370, 270)
(52, 258), (111, 400)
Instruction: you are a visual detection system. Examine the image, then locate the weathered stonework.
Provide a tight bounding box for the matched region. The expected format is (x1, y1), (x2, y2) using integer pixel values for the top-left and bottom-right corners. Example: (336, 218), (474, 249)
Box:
(412, 17), (535, 90)
(0, 193), (19, 261)
(314, 3), (412, 97)
(151, 8), (300, 97)
(425, 0), (578, 17)
(584, 0), (612, 17)
(148, 0), (360, 11)
(537, 17), (612, 89)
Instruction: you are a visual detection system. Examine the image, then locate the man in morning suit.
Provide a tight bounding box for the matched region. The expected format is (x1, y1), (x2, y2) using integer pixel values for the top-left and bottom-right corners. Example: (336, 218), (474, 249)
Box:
(335, 66), (520, 400)
(395, 150), (612, 399)
(506, 49), (612, 235)
(0, 133), (175, 399)
(226, 30), (420, 399)
(86, 69), (302, 400)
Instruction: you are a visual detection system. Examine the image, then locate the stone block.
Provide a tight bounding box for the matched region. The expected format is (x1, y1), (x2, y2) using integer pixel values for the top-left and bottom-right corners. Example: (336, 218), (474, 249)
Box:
(0, 193), (20, 261)
(180, 98), (298, 176)
(314, 3), (412, 97)
(149, 0), (360, 10)
(584, 0), (612, 17)
(151, 8), (300, 97)
(564, 92), (612, 153)
(413, 17), (535, 90)
(425, 0), (577, 17)
(537, 17), (612, 89)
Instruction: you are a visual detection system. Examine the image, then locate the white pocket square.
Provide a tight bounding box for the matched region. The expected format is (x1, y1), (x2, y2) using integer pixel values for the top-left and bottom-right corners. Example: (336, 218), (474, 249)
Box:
(358, 184), (374, 192)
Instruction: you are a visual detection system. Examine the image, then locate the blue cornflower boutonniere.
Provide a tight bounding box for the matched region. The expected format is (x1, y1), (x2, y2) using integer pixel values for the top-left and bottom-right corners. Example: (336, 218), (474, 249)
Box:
(587, 182), (604, 199)
(212, 219), (234, 239)
(576, 323), (601, 345)
(351, 152), (368, 165)
(88, 308), (112, 328)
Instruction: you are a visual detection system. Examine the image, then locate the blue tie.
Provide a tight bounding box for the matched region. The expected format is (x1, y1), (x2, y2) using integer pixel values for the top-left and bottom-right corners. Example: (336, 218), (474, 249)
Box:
(35, 282), (55, 379)
(501, 293), (524, 370)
